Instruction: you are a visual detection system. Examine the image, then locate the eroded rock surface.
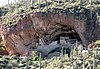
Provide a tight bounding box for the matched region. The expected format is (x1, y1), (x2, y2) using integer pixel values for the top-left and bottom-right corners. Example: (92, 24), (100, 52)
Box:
(0, 10), (100, 55)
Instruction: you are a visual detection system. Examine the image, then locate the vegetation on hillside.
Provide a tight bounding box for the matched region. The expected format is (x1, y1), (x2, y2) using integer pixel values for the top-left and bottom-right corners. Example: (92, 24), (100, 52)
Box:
(0, 0), (99, 27)
(0, 0), (100, 69)
(0, 41), (100, 69)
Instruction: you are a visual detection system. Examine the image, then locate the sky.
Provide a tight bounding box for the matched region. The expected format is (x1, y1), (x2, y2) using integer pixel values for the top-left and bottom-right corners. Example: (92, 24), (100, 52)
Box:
(0, 0), (15, 7)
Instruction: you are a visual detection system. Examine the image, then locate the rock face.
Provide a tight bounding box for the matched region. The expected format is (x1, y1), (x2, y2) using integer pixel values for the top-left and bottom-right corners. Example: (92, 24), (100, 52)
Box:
(0, 10), (100, 55)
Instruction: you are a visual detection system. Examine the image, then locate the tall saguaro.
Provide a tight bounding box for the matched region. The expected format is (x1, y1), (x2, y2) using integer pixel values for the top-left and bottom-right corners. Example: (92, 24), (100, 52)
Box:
(8, 0), (10, 10)
(31, 0), (35, 7)
(25, 0), (28, 10)
(89, 0), (92, 19)
(80, 0), (82, 8)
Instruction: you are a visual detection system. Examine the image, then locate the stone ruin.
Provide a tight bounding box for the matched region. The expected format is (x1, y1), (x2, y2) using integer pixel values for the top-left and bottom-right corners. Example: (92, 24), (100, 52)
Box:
(0, 8), (100, 56)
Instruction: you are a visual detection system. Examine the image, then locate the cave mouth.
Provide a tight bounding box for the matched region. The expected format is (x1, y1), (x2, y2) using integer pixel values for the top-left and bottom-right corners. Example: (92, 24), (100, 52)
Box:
(55, 33), (81, 42)
(38, 29), (82, 58)
(48, 29), (82, 45)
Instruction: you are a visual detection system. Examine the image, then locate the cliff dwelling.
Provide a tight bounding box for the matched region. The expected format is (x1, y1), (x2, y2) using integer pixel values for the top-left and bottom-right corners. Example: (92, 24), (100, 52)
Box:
(0, 8), (99, 55)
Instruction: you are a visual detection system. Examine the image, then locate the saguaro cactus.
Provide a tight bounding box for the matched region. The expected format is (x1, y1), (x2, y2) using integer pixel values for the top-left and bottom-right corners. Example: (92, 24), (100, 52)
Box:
(24, 0), (28, 10)
(60, 46), (64, 69)
(8, 0), (10, 10)
(93, 46), (96, 69)
(44, 58), (46, 69)
(45, 0), (48, 11)
(89, 0), (92, 19)
(80, 0), (82, 8)
(76, 40), (78, 57)
(83, 58), (85, 69)
(39, 52), (41, 69)
(31, 0), (35, 7)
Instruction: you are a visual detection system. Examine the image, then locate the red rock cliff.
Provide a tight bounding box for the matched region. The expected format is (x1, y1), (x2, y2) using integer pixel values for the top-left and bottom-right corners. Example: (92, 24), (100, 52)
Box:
(0, 11), (100, 55)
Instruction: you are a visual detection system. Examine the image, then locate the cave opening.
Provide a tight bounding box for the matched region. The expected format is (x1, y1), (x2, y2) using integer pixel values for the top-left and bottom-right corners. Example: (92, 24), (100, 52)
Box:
(35, 25), (83, 58)
(47, 29), (82, 58)
(50, 28), (82, 44)
(36, 28), (82, 58)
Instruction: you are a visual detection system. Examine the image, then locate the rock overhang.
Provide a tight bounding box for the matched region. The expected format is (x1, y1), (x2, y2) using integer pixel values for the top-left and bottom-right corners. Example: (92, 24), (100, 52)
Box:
(0, 8), (100, 55)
